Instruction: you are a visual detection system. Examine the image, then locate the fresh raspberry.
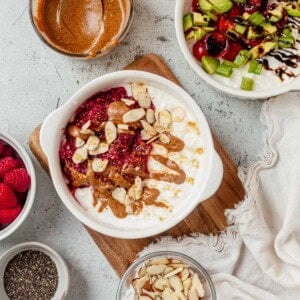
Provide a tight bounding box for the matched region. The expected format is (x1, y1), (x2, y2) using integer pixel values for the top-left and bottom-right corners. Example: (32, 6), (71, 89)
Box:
(4, 168), (31, 193)
(0, 157), (18, 178)
(0, 183), (19, 209)
(0, 141), (4, 157)
(15, 157), (25, 168)
(0, 205), (22, 225)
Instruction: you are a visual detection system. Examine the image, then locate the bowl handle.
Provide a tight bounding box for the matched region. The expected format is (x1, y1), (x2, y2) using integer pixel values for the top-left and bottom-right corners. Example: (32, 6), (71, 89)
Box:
(40, 107), (66, 157)
(201, 151), (223, 201)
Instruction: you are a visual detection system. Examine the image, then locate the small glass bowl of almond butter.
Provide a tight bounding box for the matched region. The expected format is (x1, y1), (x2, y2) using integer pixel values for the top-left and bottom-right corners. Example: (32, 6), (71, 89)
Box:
(117, 251), (216, 300)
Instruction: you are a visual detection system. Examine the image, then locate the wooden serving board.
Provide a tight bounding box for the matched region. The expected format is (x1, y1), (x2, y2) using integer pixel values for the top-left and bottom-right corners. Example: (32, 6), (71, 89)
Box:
(29, 54), (245, 277)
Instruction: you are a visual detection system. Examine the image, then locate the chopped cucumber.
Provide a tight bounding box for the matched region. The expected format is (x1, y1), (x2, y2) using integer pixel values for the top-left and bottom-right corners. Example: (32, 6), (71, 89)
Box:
(235, 24), (247, 35)
(223, 60), (238, 68)
(234, 49), (250, 66)
(193, 12), (210, 26)
(201, 56), (220, 74)
(262, 22), (277, 35)
(249, 41), (277, 59)
(268, 4), (283, 22)
(240, 77), (254, 91)
(278, 36), (295, 48)
(248, 11), (265, 26)
(206, 11), (218, 22)
(216, 64), (233, 77)
(248, 60), (263, 75)
(183, 13), (193, 32)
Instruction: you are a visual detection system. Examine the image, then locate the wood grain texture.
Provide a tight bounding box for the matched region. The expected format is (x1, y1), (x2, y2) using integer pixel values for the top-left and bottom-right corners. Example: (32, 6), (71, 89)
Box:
(29, 54), (245, 277)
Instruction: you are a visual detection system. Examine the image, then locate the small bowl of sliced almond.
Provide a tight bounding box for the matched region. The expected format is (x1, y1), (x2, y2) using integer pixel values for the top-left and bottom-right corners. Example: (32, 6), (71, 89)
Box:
(117, 251), (216, 300)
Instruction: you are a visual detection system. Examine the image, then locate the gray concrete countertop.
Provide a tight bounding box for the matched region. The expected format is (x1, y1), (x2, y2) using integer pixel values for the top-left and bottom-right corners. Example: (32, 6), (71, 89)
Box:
(0, 1), (264, 299)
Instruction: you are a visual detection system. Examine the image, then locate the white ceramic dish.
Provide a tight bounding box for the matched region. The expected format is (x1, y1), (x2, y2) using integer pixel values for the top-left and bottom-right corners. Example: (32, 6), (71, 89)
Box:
(0, 242), (69, 300)
(0, 131), (36, 241)
(175, 0), (300, 99)
(40, 70), (223, 239)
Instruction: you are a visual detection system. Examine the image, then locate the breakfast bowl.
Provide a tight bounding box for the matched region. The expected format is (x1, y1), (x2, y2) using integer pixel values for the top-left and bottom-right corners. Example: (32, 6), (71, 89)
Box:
(117, 251), (216, 300)
(40, 70), (223, 239)
(0, 131), (36, 241)
(175, 0), (300, 99)
(0, 242), (69, 300)
(29, 0), (133, 59)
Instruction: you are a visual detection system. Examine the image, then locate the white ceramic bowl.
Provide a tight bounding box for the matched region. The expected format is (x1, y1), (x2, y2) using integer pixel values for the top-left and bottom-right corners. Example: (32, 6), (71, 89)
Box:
(175, 0), (300, 99)
(0, 131), (36, 241)
(40, 70), (223, 239)
(0, 242), (69, 300)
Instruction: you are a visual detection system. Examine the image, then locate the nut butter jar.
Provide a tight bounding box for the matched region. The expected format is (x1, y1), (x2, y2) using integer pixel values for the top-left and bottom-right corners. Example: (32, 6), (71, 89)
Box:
(30, 0), (133, 59)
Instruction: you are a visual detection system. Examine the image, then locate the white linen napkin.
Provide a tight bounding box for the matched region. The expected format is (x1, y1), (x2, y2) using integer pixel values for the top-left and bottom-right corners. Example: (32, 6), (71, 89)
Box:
(139, 92), (300, 299)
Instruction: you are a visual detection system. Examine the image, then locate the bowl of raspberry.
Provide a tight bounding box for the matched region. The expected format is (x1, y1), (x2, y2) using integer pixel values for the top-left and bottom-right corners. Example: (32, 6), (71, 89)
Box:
(0, 131), (36, 241)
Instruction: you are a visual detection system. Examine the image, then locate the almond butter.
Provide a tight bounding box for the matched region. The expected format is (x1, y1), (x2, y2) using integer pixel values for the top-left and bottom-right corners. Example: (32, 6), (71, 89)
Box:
(105, 121), (117, 144)
(123, 108), (146, 123)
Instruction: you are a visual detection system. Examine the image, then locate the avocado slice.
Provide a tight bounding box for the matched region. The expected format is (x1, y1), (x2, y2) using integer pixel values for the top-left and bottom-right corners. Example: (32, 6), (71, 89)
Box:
(194, 28), (207, 41)
(206, 11), (218, 22)
(199, 0), (214, 12)
(249, 41), (277, 59)
(193, 12), (210, 26)
(285, 3), (300, 17)
(247, 26), (264, 40)
(183, 13), (193, 32)
(262, 22), (277, 35)
(201, 56), (220, 74)
(208, 0), (233, 13)
(268, 4), (283, 22)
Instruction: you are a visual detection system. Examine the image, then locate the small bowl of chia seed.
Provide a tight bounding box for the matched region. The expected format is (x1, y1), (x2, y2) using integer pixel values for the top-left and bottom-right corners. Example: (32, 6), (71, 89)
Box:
(0, 242), (69, 300)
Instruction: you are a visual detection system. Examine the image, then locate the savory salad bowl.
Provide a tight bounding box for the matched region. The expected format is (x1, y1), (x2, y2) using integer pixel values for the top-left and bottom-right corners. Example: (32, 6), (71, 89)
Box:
(40, 70), (223, 239)
(175, 0), (300, 99)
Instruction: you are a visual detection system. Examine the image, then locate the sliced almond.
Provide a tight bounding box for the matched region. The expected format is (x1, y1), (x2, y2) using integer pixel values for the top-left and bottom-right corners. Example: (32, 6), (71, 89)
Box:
(132, 83), (151, 109)
(124, 195), (134, 214)
(154, 277), (170, 292)
(121, 98), (135, 106)
(141, 120), (157, 136)
(169, 264), (188, 269)
(183, 278), (192, 297)
(138, 296), (152, 300)
(171, 259), (181, 264)
(161, 288), (179, 300)
(80, 120), (94, 135)
(146, 135), (160, 144)
(146, 108), (155, 124)
(133, 276), (150, 295)
(134, 176), (143, 200)
(89, 143), (109, 155)
(147, 264), (166, 275)
(75, 137), (85, 148)
(127, 185), (136, 200)
(164, 267), (183, 278)
(112, 187), (127, 204)
(91, 158), (108, 173)
(164, 267), (174, 275)
(154, 122), (166, 134)
(105, 121), (117, 144)
(171, 107), (185, 122)
(141, 129), (153, 141)
(157, 110), (172, 131)
(123, 108), (145, 123)
(142, 289), (157, 299)
(169, 276), (183, 292)
(188, 287), (198, 300)
(149, 258), (169, 266)
(159, 133), (170, 144)
(118, 124), (129, 130)
(175, 292), (187, 300)
(72, 146), (88, 164)
(191, 274), (204, 297)
(86, 136), (100, 151)
(138, 266), (147, 278)
(178, 269), (189, 282)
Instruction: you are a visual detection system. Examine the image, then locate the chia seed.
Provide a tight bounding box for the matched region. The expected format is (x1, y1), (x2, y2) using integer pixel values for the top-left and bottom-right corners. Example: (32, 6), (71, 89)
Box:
(4, 250), (58, 300)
